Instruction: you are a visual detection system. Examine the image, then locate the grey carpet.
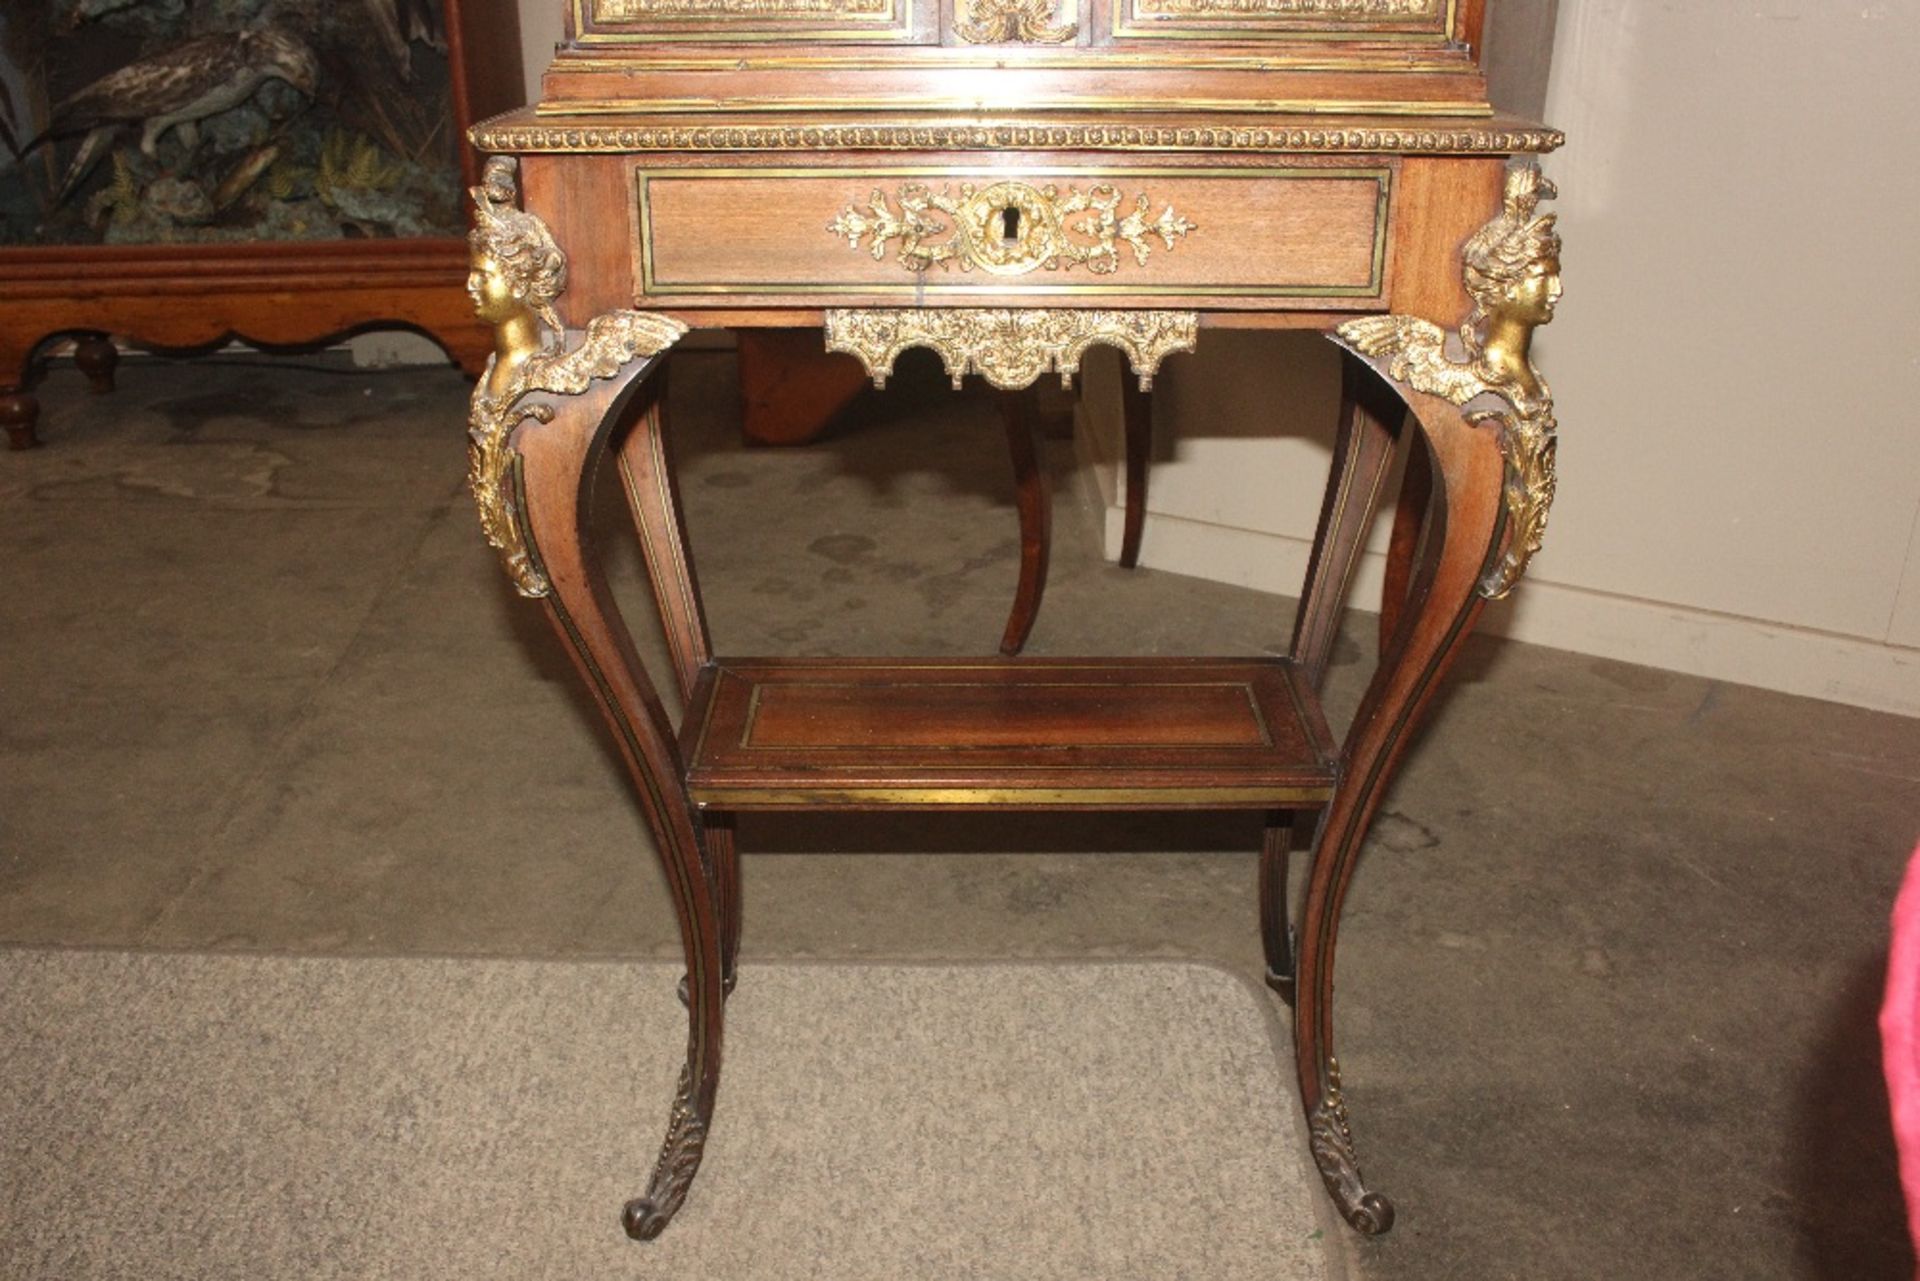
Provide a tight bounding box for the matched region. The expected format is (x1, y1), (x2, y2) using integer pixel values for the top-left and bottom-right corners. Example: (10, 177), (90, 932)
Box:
(0, 952), (1336, 1281)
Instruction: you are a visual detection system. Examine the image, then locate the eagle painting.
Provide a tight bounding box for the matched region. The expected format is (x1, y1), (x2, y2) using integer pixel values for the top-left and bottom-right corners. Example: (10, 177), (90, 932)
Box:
(10, 0), (447, 210)
(24, 25), (320, 201)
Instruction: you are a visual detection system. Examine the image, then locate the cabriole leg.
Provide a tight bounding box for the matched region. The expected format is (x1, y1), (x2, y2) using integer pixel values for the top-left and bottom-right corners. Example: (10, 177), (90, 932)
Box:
(1117, 374), (1152, 569)
(1303, 161), (1563, 1233)
(612, 364), (741, 1000)
(615, 361), (712, 704)
(1293, 383), (1508, 1237)
(998, 385), (1051, 656)
(1380, 439), (1433, 653)
(510, 361), (727, 1241)
(1291, 351), (1405, 692)
(1259, 809), (1309, 996)
(704, 813), (742, 994)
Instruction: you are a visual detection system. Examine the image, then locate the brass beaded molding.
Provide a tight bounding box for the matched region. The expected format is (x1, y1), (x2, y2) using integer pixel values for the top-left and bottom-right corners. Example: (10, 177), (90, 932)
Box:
(469, 120), (1565, 155)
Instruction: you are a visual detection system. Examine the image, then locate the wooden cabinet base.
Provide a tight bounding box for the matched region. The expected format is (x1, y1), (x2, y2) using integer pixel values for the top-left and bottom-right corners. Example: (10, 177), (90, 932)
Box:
(0, 240), (491, 450)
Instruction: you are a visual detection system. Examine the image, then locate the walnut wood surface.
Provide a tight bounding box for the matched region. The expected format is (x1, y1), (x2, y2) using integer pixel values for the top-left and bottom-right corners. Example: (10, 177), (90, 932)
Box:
(513, 358), (727, 1240)
(636, 164), (1389, 308)
(1116, 373), (1152, 569)
(1293, 380), (1507, 1236)
(998, 386), (1052, 656)
(680, 656), (1337, 808)
(1259, 810), (1304, 991)
(514, 148), (1506, 333)
(0, 248), (495, 448)
(1291, 349), (1405, 692)
(615, 364), (713, 702)
(1381, 428), (1433, 648)
(735, 329), (871, 446)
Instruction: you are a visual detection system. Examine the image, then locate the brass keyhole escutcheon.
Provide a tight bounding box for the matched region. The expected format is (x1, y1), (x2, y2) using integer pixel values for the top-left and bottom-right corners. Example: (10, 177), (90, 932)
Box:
(1001, 206), (1021, 244)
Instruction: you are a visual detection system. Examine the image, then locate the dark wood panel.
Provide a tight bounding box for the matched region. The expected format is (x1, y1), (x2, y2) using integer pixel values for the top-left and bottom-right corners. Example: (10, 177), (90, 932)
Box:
(682, 656), (1337, 808)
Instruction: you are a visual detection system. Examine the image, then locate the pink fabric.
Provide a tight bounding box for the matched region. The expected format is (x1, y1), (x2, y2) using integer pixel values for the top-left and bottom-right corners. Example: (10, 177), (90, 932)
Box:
(1880, 841), (1920, 1266)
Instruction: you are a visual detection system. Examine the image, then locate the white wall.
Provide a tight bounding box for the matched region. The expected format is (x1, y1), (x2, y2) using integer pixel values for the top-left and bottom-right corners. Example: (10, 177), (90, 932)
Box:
(517, 0), (566, 103)
(1081, 0), (1920, 715)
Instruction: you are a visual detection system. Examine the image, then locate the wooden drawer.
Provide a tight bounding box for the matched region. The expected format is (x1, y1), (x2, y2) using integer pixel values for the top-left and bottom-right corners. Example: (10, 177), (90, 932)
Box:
(632, 163), (1393, 309)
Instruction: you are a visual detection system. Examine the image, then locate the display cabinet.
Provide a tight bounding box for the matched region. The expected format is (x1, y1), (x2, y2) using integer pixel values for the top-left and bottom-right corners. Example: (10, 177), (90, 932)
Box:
(0, 0), (524, 450)
(462, 0), (1563, 1241)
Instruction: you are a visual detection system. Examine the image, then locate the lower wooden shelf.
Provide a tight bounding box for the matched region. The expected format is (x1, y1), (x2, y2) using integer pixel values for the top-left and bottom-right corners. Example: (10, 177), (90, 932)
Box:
(680, 656), (1339, 811)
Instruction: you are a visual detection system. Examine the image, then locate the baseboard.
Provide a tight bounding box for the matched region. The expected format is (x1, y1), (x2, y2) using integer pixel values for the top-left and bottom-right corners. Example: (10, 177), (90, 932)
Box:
(1104, 506), (1920, 719)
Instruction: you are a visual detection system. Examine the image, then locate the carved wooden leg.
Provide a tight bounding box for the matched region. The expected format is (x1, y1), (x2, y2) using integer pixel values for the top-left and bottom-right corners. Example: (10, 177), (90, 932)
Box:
(614, 362), (712, 709)
(1117, 375), (1152, 569)
(1293, 380), (1508, 1236)
(1380, 439), (1432, 653)
(613, 363), (742, 1000)
(511, 358), (726, 1241)
(704, 813), (742, 992)
(3, 338), (41, 451)
(74, 334), (118, 394)
(736, 328), (870, 447)
(998, 385), (1051, 656)
(1259, 810), (1307, 996)
(1290, 351), (1406, 692)
(1, 388), (37, 452)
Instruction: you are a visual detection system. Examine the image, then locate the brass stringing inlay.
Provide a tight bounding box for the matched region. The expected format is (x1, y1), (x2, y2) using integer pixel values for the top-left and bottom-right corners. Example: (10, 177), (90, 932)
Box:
(1140, 0), (1435, 13)
(595, 0), (888, 14)
(1336, 163), (1562, 599)
(955, 0), (1076, 43)
(824, 308), (1197, 392)
(828, 181), (1195, 277)
(465, 157), (688, 597)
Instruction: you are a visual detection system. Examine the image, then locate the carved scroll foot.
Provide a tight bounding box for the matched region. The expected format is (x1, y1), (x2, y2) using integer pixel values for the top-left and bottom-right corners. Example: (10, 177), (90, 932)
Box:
(1308, 1064), (1396, 1235)
(622, 1066), (714, 1240)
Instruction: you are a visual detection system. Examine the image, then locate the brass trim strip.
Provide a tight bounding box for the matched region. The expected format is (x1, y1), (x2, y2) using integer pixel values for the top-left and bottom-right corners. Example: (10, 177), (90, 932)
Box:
(548, 50), (1469, 71)
(731, 678), (1277, 751)
(572, 28), (918, 41)
(689, 785), (1337, 806)
(572, 0), (916, 42)
(472, 120), (1564, 155)
(636, 163), (1391, 299)
(543, 97), (1494, 118)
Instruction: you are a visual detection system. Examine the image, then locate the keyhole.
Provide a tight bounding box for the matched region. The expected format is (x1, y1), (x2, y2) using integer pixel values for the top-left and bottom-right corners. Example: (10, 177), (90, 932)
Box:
(1000, 206), (1021, 244)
